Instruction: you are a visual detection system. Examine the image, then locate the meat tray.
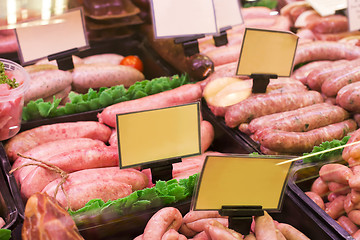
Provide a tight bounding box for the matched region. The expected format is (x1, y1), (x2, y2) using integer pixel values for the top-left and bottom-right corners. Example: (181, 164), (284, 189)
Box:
(287, 160), (353, 239)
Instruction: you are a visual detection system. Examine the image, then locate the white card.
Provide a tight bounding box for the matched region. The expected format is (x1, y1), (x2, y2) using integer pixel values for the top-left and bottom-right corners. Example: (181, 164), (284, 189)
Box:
(151, 0), (218, 38)
(213, 0), (243, 30)
(348, 0), (360, 31)
(15, 8), (89, 65)
(306, 0), (347, 16)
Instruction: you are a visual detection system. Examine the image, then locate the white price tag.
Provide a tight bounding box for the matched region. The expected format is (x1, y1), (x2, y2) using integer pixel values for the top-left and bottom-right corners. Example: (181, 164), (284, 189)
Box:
(151, 0), (217, 38)
(306, 0), (347, 16)
(348, 0), (360, 31)
(213, 0), (243, 30)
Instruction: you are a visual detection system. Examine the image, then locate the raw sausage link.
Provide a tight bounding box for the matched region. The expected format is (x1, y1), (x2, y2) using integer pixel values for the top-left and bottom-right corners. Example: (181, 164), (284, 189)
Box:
(142, 207), (183, 240)
(348, 210), (360, 225)
(258, 119), (356, 153)
(305, 191), (325, 210)
(337, 215), (359, 235)
(5, 121), (112, 162)
(321, 65), (360, 97)
(42, 167), (148, 210)
(250, 103), (349, 135)
(328, 181), (351, 195)
(225, 91), (323, 128)
(291, 60), (331, 84)
(325, 195), (346, 219)
(320, 163), (353, 185)
(343, 128), (360, 162)
(293, 41), (360, 66)
(336, 82), (360, 112)
(306, 59), (350, 91)
(21, 146), (119, 199)
(204, 220), (242, 240)
(254, 211), (277, 240)
(311, 177), (330, 197)
(98, 84), (202, 128)
(275, 223), (310, 240)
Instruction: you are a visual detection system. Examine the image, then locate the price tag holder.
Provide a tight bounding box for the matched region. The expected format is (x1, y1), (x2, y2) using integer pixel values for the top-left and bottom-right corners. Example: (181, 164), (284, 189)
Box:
(15, 8), (89, 70)
(306, 0), (347, 16)
(116, 102), (201, 182)
(192, 155), (294, 235)
(347, 0), (360, 32)
(237, 28), (298, 93)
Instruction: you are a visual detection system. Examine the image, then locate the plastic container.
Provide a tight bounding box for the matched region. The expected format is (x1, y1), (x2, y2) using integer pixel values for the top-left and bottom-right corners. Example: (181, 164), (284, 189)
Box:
(288, 160), (353, 239)
(0, 58), (29, 141)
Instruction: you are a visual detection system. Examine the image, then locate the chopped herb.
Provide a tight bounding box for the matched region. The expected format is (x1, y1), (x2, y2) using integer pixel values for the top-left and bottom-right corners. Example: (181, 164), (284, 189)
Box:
(0, 62), (18, 89)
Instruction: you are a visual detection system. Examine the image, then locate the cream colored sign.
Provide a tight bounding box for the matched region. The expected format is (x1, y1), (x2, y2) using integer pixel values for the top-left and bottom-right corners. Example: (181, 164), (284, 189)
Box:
(117, 102), (201, 168)
(213, 0), (243, 30)
(237, 28), (298, 77)
(348, 0), (360, 31)
(151, 0), (217, 38)
(306, 0), (347, 16)
(193, 155), (293, 211)
(15, 8), (88, 64)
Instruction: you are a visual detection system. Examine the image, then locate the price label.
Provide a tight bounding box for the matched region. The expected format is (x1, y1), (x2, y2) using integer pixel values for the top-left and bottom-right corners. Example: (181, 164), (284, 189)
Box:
(192, 155), (293, 211)
(348, 0), (360, 31)
(150, 0), (217, 38)
(15, 8), (89, 65)
(237, 28), (298, 77)
(116, 102), (201, 168)
(306, 0), (347, 16)
(213, 0), (243, 30)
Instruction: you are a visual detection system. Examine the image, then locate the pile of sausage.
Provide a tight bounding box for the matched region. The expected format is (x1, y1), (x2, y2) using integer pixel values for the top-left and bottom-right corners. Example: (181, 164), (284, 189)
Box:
(5, 82), (217, 210)
(23, 53), (144, 104)
(134, 207), (310, 240)
(303, 128), (360, 239)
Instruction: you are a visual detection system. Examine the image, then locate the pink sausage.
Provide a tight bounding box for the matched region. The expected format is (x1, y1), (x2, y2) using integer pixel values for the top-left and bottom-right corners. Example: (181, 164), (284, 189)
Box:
(254, 211), (277, 240)
(348, 210), (360, 225)
(336, 81), (360, 112)
(328, 182), (351, 195)
(344, 193), (355, 214)
(200, 121), (214, 153)
(319, 164), (353, 185)
(98, 84), (202, 128)
(337, 216), (359, 235)
(343, 128), (360, 162)
(204, 220), (242, 240)
(291, 60), (331, 84)
(325, 195), (346, 219)
(311, 177), (330, 197)
(328, 192), (341, 202)
(161, 229), (187, 240)
(305, 192), (325, 210)
(349, 174), (360, 191)
(353, 229), (360, 240)
(5, 121), (112, 162)
(143, 207), (183, 240)
(21, 146), (119, 199)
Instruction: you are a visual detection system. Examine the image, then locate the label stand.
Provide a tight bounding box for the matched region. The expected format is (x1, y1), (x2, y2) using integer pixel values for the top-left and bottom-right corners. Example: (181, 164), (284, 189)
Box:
(48, 48), (79, 71)
(250, 74), (278, 93)
(142, 158), (182, 183)
(174, 35), (205, 57)
(213, 26), (231, 47)
(219, 205), (264, 235)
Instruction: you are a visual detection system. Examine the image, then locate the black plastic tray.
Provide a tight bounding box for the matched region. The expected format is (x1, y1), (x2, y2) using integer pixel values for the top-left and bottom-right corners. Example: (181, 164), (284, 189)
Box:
(287, 161), (353, 240)
(0, 148), (18, 231)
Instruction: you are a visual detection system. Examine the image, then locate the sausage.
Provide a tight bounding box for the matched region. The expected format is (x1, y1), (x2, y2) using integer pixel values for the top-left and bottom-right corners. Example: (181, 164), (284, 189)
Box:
(161, 229), (187, 240)
(308, 15), (349, 34)
(320, 164), (353, 185)
(337, 216), (359, 235)
(306, 59), (350, 91)
(275, 223), (310, 240)
(328, 192), (341, 202)
(250, 103), (349, 134)
(82, 53), (124, 65)
(205, 44), (241, 67)
(11, 138), (106, 188)
(291, 60), (331, 84)
(98, 84), (202, 128)
(343, 128), (360, 162)
(254, 211), (277, 240)
(336, 82), (360, 112)
(258, 119), (356, 153)
(142, 207), (183, 240)
(204, 220), (243, 240)
(348, 174), (360, 191)
(305, 192), (325, 210)
(42, 167), (148, 210)
(21, 146), (119, 199)
(353, 229), (360, 240)
(5, 121), (112, 162)
(192, 231), (210, 240)
(241, 6), (272, 19)
(321, 65), (360, 97)
(224, 91), (323, 128)
(72, 63), (144, 93)
(344, 193), (355, 213)
(348, 210), (360, 225)
(293, 41), (360, 66)
(311, 177), (330, 197)
(266, 78), (308, 94)
(350, 189), (360, 204)
(275, 229), (286, 240)
(0, 217), (5, 228)
(325, 195), (346, 219)
(314, 31), (360, 41)
(108, 128), (117, 146)
(35, 55), (83, 66)
(42, 85), (71, 104)
(201, 121), (214, 153)
(328, 182), (351, 195)
(25, 69), (73, 103)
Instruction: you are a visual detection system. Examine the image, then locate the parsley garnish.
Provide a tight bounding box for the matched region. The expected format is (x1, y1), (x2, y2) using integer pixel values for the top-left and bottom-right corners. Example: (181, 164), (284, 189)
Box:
(0, 62), (18, 89)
